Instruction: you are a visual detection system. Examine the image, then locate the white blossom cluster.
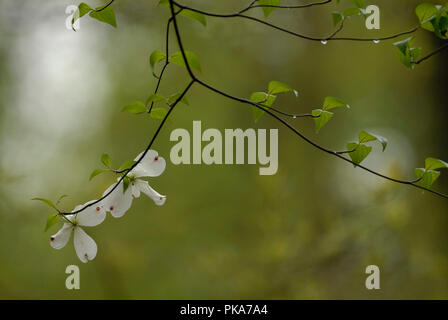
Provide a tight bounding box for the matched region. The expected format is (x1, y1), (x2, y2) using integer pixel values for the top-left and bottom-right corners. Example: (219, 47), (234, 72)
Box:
(50, 150), (166, 262)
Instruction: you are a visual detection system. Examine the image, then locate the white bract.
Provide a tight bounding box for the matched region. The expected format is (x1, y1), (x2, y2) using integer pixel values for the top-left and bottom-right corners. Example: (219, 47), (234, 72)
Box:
(49, 150), (166, 262)
(102, 150), (167, 218)
(50, 201), (106, 263)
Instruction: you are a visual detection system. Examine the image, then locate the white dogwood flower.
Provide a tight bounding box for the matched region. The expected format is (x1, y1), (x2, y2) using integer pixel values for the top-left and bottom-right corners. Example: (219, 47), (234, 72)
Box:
(50, 201), (106, 263)
(102, 150), (166, 218)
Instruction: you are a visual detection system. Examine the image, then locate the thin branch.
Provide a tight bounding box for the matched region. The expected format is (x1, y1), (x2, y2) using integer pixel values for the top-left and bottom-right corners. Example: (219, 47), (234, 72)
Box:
(260, 103), (318, 119)
(64, 79), (195, 215)
(240, 0), (333, 14)
(172, 1), (419, 43)
(65, 0), (448, 216)
(167, 2), (448, 199)
(415, 42), (448, 65)
(96, 0), (115, 12)
(195, 77), (447, 198)
(149, 17), (173, 114)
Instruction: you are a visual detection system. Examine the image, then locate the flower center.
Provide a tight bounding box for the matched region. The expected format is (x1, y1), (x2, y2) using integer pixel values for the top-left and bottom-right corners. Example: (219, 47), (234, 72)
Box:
(154, 156), (159, 161)
(96, 206), (101, 212)
(110, 205), (115, 211)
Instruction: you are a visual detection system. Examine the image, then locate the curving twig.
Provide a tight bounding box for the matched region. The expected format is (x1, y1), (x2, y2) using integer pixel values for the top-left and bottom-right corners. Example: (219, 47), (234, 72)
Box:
(64, 0), (448, 215)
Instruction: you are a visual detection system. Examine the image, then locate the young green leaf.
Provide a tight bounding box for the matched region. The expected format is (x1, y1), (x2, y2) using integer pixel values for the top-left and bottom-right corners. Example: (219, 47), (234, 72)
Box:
(150, 50), (166, 70)
(89, 6), (117, 28)
(56, 194), (69, 205)
(150, 107), (168, 120)
(146, 94), (166, 104)
(89, 168), (109, 181)
(118, 161), (137, 172)
(168, 93), (190, 106)
(393, 36), (420, 69)
(123, 176), (131, 193)
(425, 157), (448, 170)
(415, 168), (441, 188)
(358, 131), (388, 152)
(179, 9), (207, 26)
(312, 109), (334, 133)
(32, 198), (59, 212)
(257, 0), (282, 18)
(349, 0), (364, 8)
(344, 7), (361, 17)
(169, 51), (202, 72)
(101, 154), (111, 168)
(268, 80), (298, 97)
(122, 101), (147, 114)
(45, 214), (60, 232)
(323, 96), (349, 110)
(332, 12), (344, 26)
(415, 3), (438, 32)
(347, 142), (372, 166)
(250, 92), (276, 122)
(73, 3), (93, 25)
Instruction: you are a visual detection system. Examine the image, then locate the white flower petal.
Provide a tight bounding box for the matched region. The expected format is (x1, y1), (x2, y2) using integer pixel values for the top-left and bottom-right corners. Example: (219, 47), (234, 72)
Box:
(136, 180), (166, 206)
(102, 181), (133, 218)
(75, 201), (107, 227)
(73, 227), (97, 263)
(130, 182), (141, 198)
(50, 223), (73, 249)
(133, 150), (166, 177)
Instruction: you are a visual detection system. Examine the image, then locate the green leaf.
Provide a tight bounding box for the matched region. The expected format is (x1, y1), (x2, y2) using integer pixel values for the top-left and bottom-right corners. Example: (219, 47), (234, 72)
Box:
(394, 37), (413, 55)
(168, 93), (190, 106)
(344, 7), (361, 17)
(257, 0), (281, 18)
(122, 101), (147, 114)
(250, 92), (276, 122)
(123, 177), (131, 194)
(56, 194), (69, 205)
(169, 51), (202, 72)
(150, 50), (166, 70)
(45, 214), (60, 232)
(73, 3), (92, 25)
(425, 157), (448, 170)
(32, 198), (59, 211)
(347, 142), (372, 166)
(89, 6), (117, 28)
(150, 107), (168, 120)
(323, 96), (349, 110)
(393, 36), (420, 69)
(78, 3), (92, 17)
(358, 130), (388, 152)
(415, 168), (441, 188)
(89, 168), (109, 181)
(179, 9), (207, 26)
(101, 153), (111, 168)
(312, 109), (334, 133)
(415, 3), (438, 32)
(332, 12), (344, 26)
(349, 0), (364, 8)
(268, 80), (298, 97)
(118, 161), (137, 172)
(146, 94), (166, 104)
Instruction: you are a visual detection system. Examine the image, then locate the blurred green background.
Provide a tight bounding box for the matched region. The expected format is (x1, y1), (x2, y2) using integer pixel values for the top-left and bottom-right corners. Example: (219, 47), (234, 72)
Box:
(0, 0), (447, 299)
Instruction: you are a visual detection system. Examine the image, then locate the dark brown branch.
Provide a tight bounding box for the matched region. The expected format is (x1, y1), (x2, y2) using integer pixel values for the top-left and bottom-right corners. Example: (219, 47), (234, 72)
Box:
(168, 0), (448, 199)
(64, 79), (196, 215)
(415, 42), (448, 65)
(96, 0), (115, 12)
(172, 1), (419, 43)
(66, 0), (448, 216)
